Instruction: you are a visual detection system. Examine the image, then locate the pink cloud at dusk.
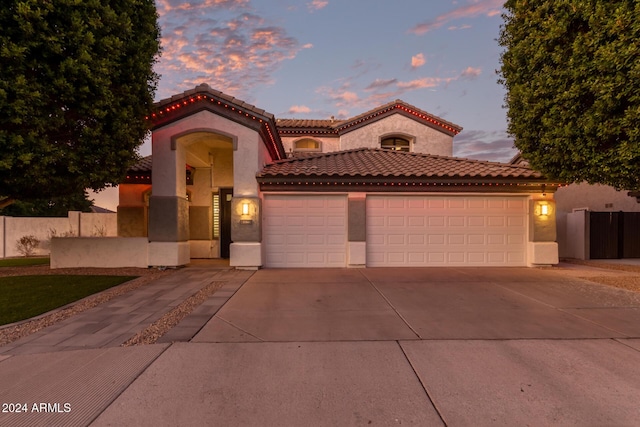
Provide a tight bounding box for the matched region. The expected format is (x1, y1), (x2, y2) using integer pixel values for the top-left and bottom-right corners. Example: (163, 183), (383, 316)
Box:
(411, 53), (426, 69)
(287, 105), (312, 114)
(409, 0), (504, 35)
(460, 66), (482, 79)
(155, 4), (303, 99)
(307, 1), (329, 12)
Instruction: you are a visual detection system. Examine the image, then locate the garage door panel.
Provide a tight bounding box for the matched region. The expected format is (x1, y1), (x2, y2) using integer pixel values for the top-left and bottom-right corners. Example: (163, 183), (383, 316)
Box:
(468, 234), (485, 245)
(429, 217), (445, 227)
(407, 216), (423, 227)
(448, 199), (465, 209)
(448, 253), (465, 263)
(264, 195), (347, 268)
(429, 199), (445, 209)
(367, 196), (527, 267)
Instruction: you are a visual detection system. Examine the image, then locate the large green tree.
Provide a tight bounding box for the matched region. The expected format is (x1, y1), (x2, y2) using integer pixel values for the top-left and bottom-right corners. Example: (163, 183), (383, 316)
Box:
(0, 0), (161, 208)
(499, 0), (640, 189)
(0, 189), (93, 217)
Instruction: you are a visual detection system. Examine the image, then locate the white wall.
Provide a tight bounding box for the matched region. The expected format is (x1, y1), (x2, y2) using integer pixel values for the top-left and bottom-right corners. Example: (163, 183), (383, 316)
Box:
(0, 212), (117, 258)
(51, 237), (148, 268)
(565, 210), (589, 260)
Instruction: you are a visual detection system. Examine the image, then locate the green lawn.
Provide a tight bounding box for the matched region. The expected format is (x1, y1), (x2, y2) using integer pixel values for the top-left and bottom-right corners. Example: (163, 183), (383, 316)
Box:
(0, 257), (50, 267)
(0, 275), (137, 325)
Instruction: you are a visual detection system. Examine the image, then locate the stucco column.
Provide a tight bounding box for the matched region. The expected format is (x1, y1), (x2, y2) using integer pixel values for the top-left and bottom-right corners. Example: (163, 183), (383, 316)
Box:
(527, 197), (559, 266)
(147, 130), (190, 266)
(230, 132), (263, 269)
(348, 193), (367, 267)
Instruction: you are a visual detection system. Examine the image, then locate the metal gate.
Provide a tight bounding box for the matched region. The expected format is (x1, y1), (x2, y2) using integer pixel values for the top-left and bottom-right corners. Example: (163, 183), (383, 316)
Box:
(590, 212), (640, 259)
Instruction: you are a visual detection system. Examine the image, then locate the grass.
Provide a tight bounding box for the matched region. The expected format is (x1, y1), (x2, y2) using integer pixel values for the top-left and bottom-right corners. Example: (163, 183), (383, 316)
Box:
(0, 257), (50, 268)
(0, 275), (137, 325)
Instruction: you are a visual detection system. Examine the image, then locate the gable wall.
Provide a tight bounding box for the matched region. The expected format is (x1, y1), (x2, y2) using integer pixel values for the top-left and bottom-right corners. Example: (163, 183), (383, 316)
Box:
(280, 135), (341, 155)
(339, 114), (453, 156)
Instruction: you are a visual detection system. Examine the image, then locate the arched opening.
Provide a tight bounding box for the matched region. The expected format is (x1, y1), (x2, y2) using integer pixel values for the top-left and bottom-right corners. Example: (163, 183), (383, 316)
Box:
(174, 131), (235, 259)
(294, 138), (321, 152)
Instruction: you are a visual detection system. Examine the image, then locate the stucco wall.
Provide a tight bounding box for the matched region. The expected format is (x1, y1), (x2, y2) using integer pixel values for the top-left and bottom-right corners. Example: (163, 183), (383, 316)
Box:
(555, 183), (640, 259)
(1, 212), (117, 258)
(339, 114), (453, 156)
(51, 237), (148, 268)
(280, 135), (341, 154)
(555, 183), (640, 213)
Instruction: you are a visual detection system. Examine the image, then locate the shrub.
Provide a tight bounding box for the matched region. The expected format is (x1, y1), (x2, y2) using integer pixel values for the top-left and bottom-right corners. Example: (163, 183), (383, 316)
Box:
(16, 235), (40, 257)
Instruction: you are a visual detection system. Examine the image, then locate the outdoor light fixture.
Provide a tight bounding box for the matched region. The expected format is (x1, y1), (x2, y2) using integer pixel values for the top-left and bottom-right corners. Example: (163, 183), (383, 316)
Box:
(535, 201), (552, 217)
(242, 202), (250, 216)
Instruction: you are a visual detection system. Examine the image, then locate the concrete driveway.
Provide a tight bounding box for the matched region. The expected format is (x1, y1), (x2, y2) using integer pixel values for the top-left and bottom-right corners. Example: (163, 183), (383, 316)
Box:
(2, 265), (640, 426)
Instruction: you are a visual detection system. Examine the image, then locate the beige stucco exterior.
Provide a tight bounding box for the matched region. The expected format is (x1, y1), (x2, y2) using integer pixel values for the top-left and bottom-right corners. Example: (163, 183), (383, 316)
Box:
(280, 135), (341, 154)
(340, 114), (453, 156)
(51, 87), (562, 269)
(279, 114), (454, 157)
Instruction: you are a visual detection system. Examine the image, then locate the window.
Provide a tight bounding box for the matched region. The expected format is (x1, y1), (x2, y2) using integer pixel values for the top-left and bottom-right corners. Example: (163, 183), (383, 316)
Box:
(212, 193), (220, 239)
(294, 138), (321, 152)
(381, 137), (410, 152)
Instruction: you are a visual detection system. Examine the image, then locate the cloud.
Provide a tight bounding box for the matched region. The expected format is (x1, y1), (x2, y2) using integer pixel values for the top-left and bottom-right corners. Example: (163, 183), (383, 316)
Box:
(411, 53), (426, 69)
(155, 6), (304, 100)
(316, 86), (360, 107)
(156, 0), (250, 16)
(307, 0), (328, 11)
(365, 78), (398, 91)
(447, 24), (472, 31)
(397, 77), (455, 90)
(408, 0), (504, 35)
(453, 130), (517, 162)
(460, 66), (482, 80)
(287, 105), (312, 114)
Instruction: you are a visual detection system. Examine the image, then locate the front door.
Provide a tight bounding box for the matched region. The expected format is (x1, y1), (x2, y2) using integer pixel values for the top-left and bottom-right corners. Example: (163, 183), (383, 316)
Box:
(220, 188), (233, 258)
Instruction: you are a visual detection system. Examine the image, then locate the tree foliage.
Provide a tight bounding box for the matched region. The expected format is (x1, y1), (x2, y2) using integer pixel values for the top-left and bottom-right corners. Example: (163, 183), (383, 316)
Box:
(0, 0), (161, 206)
(499, 0), (640, 189)
(0, 189), (93, 217)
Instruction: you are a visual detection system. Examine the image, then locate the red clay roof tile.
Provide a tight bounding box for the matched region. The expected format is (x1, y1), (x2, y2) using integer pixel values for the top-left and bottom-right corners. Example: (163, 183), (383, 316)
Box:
(257, 148), (545, 181)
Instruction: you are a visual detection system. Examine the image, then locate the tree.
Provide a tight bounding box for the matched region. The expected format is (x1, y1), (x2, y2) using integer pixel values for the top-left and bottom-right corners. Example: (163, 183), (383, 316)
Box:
(1, 189), (93, 217)
(498, 0), (640, 190)
(0, 0), (161, 208)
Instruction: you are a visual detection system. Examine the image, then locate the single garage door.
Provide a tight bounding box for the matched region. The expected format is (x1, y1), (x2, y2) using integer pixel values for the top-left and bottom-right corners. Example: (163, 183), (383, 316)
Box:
(263, 195), (347, 267)
(367, 196), (528, 267)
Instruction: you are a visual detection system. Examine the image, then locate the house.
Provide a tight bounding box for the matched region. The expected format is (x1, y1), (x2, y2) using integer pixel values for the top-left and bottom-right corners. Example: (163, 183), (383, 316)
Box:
(53, 84), (561, 269)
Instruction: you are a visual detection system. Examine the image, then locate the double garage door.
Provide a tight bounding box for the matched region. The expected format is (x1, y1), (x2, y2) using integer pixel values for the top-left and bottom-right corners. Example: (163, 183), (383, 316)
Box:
(263, 195), (527, 268)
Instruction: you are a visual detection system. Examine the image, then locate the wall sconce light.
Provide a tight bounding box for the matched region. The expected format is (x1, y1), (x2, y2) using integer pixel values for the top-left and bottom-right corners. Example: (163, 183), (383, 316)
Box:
(540, 204), (549, 216)
(242, 202), (250, 216)
(535, 201), (552, 217)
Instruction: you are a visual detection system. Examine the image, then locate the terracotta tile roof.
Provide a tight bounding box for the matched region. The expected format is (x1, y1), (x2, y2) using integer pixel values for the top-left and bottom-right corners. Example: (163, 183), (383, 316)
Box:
(154, 83), (272, 120)
(257, 148), (545, 181)
(149, 84), (286, 161)
(276, 99), (462, 137)
(276, 119), (343, 128)
(128, 155), (152, 172)
(333, 99), (462, 135)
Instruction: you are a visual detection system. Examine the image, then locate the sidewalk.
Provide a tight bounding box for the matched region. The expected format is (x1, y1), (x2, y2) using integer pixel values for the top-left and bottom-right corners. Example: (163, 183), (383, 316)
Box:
(0, 264), (253, 355)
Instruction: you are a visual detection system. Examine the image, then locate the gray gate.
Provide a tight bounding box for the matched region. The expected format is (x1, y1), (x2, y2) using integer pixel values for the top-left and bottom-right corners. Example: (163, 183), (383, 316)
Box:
(590, 212), (640, 259)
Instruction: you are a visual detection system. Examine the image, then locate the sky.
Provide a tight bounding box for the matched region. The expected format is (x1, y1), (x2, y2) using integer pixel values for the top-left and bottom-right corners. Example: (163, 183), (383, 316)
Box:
(93, 0), (515, 209)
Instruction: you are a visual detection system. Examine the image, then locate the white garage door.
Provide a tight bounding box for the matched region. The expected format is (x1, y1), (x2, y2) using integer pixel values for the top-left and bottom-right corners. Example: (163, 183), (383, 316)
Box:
(263, 195), (347, 268)
(367, 196), (528, 267)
